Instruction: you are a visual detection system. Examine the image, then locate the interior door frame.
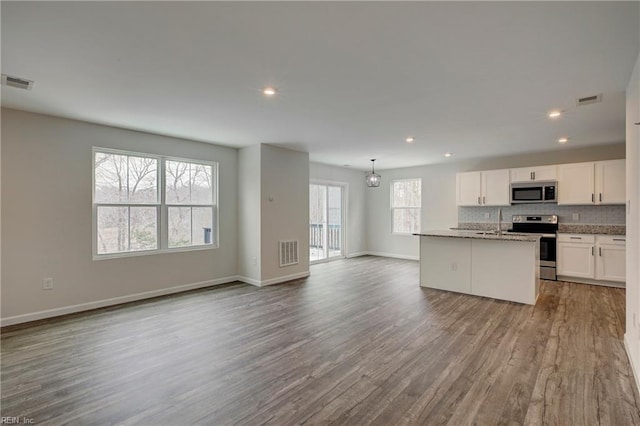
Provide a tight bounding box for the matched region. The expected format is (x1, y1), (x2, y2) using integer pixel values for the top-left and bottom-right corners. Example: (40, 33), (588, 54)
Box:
(309, 179), (348, 264)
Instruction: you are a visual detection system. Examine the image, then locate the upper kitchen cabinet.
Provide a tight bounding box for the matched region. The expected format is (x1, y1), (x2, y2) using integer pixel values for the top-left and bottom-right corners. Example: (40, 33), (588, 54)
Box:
(510, 165), (557, 183)
(595, 159), (625, 204)
(456, 169), (509, 206)
(558, 160), (625, 205)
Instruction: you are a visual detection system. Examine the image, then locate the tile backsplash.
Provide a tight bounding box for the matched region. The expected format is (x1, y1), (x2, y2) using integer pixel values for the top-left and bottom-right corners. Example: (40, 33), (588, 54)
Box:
(458, 204), (626, 225)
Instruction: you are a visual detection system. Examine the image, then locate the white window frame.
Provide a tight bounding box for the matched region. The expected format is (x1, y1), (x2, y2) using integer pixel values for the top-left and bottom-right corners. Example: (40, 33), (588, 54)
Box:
(390, 178), (422, 235)
(92, 147), (219, 260)
(164, 156), (219, 251)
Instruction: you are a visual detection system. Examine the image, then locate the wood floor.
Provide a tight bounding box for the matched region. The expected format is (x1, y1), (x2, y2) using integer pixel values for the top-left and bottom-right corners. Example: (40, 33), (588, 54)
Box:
(2, 256), (640, 425)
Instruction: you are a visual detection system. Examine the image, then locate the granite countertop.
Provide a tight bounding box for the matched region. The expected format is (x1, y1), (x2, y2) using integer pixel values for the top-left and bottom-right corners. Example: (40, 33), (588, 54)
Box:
(557, 224), (626, 235)
(414, 230), (539, 242)
(456, 222), (626, 236)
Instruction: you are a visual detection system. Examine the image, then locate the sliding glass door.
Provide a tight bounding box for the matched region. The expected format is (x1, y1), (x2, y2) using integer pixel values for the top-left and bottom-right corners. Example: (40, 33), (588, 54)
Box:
(310, 183), (344, 262)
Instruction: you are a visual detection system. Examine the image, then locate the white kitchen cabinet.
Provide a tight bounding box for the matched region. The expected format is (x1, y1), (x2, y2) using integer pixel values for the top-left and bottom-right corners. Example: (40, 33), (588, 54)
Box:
(456, 169), (509, 206)
(558, 160), (625, 205)
(557, 234), (626, 284)
(595, 159), (626, 204)
(557, 162), (595, 205)
(456, 171), (482, 206)
(557, 234), (595, 279)
(595, 235), (626, 282)
(510, 165), (557, 182)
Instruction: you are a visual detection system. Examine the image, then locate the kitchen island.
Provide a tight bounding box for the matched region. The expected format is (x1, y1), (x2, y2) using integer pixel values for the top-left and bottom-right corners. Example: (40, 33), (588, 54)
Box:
(414, 230), (540, 305)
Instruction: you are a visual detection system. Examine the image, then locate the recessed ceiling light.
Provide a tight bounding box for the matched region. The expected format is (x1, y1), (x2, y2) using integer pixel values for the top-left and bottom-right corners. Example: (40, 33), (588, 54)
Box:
(558, 137), (569, 144)
(444, 152), (453, 157)
(548, 110), (562, 118)
(263, 87), (277, 96)
(405, 136), (415, 143)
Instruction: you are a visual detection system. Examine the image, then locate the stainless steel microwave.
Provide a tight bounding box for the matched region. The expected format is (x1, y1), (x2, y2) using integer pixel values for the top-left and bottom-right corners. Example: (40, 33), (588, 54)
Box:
(510, 181), (557, 204)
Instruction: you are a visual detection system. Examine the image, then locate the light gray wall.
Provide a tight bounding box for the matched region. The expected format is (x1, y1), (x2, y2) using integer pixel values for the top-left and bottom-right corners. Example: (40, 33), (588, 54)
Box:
(309, 162), (367, 256)
(366, 144), (626, 260)
(625, 54), (640, 380)
(237, 145), (261, 281)
(1, 109), (238, 320)
(260, 145), (309, 281)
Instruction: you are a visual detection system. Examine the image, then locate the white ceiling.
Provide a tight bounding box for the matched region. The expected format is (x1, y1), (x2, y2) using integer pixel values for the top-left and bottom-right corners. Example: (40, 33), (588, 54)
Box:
(2, 2), (638, 170)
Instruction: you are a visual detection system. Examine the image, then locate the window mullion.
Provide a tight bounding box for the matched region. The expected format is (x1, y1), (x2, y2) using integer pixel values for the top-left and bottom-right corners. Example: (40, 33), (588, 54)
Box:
(160, 159), (167, 250)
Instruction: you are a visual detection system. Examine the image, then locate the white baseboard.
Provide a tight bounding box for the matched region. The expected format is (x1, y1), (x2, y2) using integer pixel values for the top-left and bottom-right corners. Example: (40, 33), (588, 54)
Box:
(257, 271), (310, 287)
(346, 251), (368, 258)
(1, 276), (241, 327)
(236, 275), (262, 287)
(625, 334), (640, 392)
(365, 251), (419, 261)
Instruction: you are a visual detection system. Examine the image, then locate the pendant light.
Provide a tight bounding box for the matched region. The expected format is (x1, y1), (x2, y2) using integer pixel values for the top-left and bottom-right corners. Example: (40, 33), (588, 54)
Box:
(366, 159), (381, 187)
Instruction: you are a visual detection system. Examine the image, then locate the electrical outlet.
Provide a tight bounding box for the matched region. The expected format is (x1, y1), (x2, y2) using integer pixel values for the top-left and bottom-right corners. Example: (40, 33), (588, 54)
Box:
(251, 256), (257, 266)
(484, 212), (490, 219)
(451, 262), (457, 271)
(572, 213), (579, 221)
(42, 277), (54, 290)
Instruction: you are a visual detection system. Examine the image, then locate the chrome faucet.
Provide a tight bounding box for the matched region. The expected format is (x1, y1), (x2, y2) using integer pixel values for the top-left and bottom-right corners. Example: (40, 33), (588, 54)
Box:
(497, 208), (503, 235)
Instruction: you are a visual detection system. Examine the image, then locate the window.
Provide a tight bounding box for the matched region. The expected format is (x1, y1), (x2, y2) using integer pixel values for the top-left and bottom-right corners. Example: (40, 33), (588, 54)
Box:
(391, 178), (421, 234)
(165, 160), (216, 248)
(93, 148), (218, 258)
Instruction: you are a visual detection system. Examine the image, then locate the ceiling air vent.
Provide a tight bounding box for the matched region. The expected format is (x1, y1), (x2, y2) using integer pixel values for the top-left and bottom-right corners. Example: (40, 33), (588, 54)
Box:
(1, 74), (34, 90)
(576, 94), (602, 106)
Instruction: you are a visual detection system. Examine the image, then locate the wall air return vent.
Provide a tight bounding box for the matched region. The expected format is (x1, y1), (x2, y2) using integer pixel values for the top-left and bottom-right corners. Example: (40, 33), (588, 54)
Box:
(1, 74), (34, 90)
(576, 94), (602, 106)
(279, 240), (299, 267)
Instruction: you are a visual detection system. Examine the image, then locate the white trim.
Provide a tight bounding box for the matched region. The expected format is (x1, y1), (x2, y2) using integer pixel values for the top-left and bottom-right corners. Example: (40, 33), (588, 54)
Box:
(625, 334), (640, 392)
(365, 251), (419, 261)
(237, 271), (310, 287)
(346, 251), (369, 258)
(556, 275), (626, 288)
(1, 276), (241, 327)
(236, 276), (262, 287)
(259, 271), (310, 287)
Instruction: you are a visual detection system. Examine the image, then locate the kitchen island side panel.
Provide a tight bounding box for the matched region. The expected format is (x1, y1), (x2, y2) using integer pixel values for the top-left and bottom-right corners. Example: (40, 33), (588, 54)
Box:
(419, 237), (472, 293)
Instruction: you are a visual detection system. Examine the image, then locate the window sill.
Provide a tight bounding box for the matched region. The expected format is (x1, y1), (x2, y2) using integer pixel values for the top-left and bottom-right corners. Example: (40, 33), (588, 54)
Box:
(93, 244), (218, 261)
(391, 232), (418, 236)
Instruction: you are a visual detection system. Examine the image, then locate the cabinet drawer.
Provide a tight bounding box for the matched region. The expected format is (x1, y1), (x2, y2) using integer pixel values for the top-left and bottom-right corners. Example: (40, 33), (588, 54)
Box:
(557, 234), (595, 243)
(596, 235), (626, 245)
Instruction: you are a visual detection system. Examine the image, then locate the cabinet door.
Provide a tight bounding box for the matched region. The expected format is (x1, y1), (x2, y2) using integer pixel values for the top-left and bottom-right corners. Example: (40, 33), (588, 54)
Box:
(532, 165), (557, 181)
(595, 244), (626, 282)
(510, 167), (534, 183)
(481, 169), (510, 206)
(456, 172), (481, 206)
(595, 159), (625, 205)
(557, 162), (595, 205)
(557, 242), (595, 278)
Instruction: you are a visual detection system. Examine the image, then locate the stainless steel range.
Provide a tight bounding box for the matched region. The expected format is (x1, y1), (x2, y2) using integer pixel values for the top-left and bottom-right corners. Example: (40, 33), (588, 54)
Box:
(508, 215), (558, 280)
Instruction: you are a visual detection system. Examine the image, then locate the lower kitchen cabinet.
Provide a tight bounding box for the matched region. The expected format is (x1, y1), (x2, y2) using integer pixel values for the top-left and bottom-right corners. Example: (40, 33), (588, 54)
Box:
(557, 234), (626, 285)
(557, 235), (595, 279)
(595, 236), (626, 282)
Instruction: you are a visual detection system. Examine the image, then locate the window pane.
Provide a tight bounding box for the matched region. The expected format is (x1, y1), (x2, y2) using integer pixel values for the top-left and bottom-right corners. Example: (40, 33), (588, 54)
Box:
(130, 207), (157, 251)
(95, 152), (128, 203)
(97, 206), (129, 254)
(393, 180), (421, 207)
(128, 156), (158, 203)
(192, 207), (213, 245)
(166, 161), (191, 204)
(393, 208), (420, 234)
(191, 164), (213, 205)
(168, 207), (192, 247)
